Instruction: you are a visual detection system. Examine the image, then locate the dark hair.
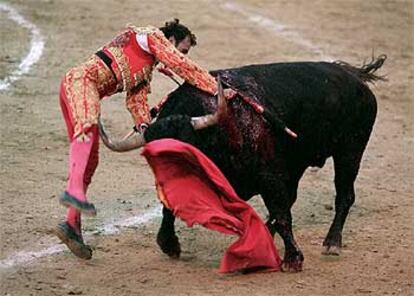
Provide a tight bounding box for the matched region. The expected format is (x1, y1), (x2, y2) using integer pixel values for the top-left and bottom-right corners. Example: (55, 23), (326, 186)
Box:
(159, 19), (197, 46)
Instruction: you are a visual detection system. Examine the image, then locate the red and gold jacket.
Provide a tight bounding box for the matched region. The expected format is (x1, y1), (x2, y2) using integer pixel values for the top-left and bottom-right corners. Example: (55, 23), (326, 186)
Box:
(101, 25), (218, 125)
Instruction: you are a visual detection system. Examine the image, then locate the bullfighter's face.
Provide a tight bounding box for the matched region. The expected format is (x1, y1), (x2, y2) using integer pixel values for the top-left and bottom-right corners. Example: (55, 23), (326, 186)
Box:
(169, 35), (192, 55)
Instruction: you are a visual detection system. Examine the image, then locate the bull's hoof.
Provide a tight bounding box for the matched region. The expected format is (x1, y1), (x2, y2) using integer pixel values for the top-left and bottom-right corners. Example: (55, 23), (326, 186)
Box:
(322, 245), (341, 256)
(281, 252), (304, 272)
(156, 233), (181, 258)
(281, 259), (303, 272)
(322, 234), (342, 256)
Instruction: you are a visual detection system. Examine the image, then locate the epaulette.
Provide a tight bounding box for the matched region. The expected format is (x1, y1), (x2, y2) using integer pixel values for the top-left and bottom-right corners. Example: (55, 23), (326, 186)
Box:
(128, 25), (158, 35)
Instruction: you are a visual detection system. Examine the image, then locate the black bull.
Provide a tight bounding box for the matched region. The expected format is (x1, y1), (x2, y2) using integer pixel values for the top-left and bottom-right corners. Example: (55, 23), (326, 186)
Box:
(102, 56), (386, 271)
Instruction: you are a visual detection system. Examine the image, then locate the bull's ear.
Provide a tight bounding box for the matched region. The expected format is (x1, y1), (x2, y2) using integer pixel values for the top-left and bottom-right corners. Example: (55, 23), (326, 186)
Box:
(191, 75), (227, 130)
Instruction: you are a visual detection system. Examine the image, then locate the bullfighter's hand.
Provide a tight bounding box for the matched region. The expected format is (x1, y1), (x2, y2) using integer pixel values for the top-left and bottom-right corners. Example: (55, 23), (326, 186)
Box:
(133, 123), (149, 134)
(121, 123), (149, 141)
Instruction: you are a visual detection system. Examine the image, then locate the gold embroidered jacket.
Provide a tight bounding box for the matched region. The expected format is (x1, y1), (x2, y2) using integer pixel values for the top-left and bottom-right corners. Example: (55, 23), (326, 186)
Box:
(63, 25), (219, 138)
(103, 25), (218, 125)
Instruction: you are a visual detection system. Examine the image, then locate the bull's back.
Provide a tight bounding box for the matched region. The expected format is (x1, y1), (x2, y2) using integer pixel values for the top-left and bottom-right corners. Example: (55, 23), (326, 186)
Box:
(228, 62), (377, 129)
(159, 61), (377, 180)
(222, 62), (377, 165)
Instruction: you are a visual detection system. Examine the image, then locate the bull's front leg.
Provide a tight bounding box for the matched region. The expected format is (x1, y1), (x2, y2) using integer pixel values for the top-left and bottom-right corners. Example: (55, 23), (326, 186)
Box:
(261, 168), (305, 272)
(157, 207), (181, 258)
(266, 209), (304, 272)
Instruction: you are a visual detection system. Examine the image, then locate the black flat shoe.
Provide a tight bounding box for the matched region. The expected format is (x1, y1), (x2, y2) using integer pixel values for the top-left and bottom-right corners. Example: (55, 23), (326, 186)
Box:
(59, 191), (97, 216)
(53, 222), (92, 260)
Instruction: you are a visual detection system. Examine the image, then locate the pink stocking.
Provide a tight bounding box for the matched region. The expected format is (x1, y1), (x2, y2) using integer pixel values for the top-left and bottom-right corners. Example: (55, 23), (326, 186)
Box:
(65, 130), (97, 233)
(66, 136), (94, 201)
(66, 208), (81, 234)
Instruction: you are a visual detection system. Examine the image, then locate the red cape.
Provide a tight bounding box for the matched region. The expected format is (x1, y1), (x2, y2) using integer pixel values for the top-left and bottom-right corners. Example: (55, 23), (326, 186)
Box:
(142, 139), (281, 273)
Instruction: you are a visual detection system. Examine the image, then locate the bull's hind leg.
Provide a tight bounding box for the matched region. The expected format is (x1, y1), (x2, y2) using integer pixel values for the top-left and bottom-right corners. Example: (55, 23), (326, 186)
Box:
(157, 207), (181, 258)
(261, 167), (306, 272)
(323, 147), (366, 255)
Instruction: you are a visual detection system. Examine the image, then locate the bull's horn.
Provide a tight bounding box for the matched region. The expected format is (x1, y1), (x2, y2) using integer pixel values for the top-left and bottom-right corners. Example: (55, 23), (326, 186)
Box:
(191, 75), (227, 130)
(98, 118), (145, 152)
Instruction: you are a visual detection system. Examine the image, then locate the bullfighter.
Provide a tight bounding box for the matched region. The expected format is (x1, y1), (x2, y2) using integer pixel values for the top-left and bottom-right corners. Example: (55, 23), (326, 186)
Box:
(55, 19), (234, 259)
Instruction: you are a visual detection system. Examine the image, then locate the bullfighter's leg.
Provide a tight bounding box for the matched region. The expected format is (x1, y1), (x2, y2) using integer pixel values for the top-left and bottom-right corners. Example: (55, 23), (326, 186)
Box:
(323, 147), (365, 255)
(53, 79), (98, 260)
(157, 207), (181, 258)
(261, 167), (306, 272)
(57, 77), (97, 217)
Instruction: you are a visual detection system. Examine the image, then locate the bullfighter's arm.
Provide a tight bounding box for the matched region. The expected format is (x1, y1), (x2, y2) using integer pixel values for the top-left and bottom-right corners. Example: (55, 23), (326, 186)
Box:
(147, 30), (217, 95)
(125, 84), (151, 126)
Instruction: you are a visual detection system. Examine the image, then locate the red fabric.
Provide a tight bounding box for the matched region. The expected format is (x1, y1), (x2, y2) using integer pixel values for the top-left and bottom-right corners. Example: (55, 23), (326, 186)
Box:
(141, 139), (281, 273)
(103, 28), (156, 92)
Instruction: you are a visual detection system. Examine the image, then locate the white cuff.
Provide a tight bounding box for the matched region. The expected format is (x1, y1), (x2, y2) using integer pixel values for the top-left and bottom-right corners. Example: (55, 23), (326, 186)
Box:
(136, 33), (151, 54)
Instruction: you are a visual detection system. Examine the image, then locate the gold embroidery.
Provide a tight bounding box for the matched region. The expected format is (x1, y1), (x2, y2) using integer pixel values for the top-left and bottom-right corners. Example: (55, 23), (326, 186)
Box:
(148, 30), (217, 95)
(126, 84), (151, 124)
(133, 72), (144, 86)
(100, 26), (161, 94)
(63, 55), (116, 138)
(142, 64), (154, 82)
(94, 57), (118, 96)
(129, 25), (158, 35)
(133, 64), (154, 88)
(107, 29), (130, 48)
(106, 46), (131, 92)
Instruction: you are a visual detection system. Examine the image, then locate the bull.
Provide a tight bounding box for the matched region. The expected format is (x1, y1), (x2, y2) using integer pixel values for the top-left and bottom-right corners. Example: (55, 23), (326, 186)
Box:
(99, 55), (386, 271)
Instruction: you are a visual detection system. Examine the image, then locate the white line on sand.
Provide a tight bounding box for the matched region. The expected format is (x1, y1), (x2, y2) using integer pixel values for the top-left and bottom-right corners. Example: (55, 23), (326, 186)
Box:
(96, 204), (162, 235)
(0, 205), (162, 269)
(222, 1), (334, 61)
(0, 3), (45, 91)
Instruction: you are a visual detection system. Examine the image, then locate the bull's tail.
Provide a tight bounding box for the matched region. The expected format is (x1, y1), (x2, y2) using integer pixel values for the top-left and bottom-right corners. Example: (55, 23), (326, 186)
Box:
(334, 54), (387, 84)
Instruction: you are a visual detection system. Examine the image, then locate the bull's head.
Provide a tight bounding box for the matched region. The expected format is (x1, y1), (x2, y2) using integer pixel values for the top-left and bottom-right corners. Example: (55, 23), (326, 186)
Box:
(98, 76), (227, 152)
